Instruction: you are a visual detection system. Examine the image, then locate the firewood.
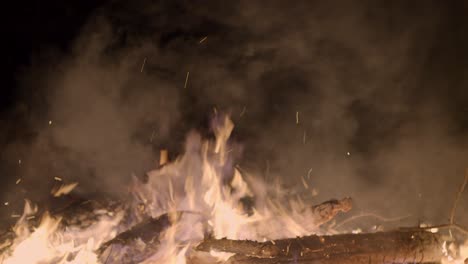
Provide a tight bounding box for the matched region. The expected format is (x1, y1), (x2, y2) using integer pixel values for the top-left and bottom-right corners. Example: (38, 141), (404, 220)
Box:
(95, 197), (352, 255)
(96, 212), (181, 264)
(196, 230), (444, 264)
(309, 197), (352, 226)
(97, 212), (176, 255)
(224, 255), (442, 264)
(0, 196), (455, 264)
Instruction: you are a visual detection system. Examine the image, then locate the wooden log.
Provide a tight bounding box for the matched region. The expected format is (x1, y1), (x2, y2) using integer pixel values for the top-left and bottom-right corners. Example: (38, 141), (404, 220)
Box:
(1, 197), (355, 262)
(96, 212), (176, 255)
(5, 196), (453, 264)
(224, 255), (441, 264)
(196, 230), (445, 264)
(309, 197), (352, 226)
(96, 212), (180, 264)
(94, 197), (352, 254)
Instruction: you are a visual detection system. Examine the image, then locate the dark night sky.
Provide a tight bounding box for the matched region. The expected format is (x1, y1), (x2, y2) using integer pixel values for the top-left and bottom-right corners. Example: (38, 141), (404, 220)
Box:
(0, 1), (467, 229)
(2, 1), (100, 106)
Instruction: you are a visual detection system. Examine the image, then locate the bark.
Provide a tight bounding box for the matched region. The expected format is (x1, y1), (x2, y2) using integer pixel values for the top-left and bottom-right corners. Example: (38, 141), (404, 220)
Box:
(0, 196), (449, 264)
(196, 230), (444, 264)
(96, 212), (177, 255)
(94, 198), (351, 253)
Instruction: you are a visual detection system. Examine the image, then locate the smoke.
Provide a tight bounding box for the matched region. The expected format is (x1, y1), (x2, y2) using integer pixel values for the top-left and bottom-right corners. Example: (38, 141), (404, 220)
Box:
(1, 0), (467, 229)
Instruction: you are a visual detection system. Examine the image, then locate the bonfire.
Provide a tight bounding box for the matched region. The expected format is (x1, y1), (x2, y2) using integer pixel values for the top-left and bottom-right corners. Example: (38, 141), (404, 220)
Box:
(0, 116), (466, 263)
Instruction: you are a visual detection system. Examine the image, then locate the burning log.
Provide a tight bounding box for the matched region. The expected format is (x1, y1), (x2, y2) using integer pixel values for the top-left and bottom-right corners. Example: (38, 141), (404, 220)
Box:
(196, 230), (445, 264)
(93, 197), (353, 262)
(96, 212), (179, 264)
(96, 198), (352, 251)
(308, 197), (352, 226)
(97, 212), (177, 255)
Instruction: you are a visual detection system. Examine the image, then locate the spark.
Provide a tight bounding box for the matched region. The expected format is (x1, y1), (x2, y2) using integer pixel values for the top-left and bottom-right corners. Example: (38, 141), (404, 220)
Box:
(26, 215), (35, 220)
(54, 177), (62, 181)
(240, 106), (246, 117)
(18, 159), (21, 165)
(48, 120), (52, 125)
(296, 111), (299, 124)
(301, 176), (309, 189)
(140, 57), (147, 73)
(4, 202), (8, 206)
(199, 36), (207, 43)
(184, 71), (190, 89)
(311, 188), (319, 196)
(346, 151), (351, 156)
(307, 168), (313, 179)
(52, 182), (79, 197)
(15, 178), (21, 185)
(11, 214), (21, 218)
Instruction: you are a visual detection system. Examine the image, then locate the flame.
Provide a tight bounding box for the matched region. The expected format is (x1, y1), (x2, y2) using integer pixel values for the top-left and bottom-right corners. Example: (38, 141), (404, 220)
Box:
(1, 115), (466, 263)
(4, 212), (62, 264)
(128, 115), (338, 262)
(1, 200), (123, 263)
(442, 240), (468, 264)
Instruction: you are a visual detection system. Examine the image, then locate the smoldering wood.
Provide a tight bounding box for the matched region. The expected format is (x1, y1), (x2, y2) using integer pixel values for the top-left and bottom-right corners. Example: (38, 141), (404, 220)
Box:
(196, 230), (444, 264)
(94, 198), (353, 256)
(0, 196), (450, 264)
(96, 212), (177, 255)
(96, 221), (446, 264)
(223, 255), (441, 264)
(308, 197), (352, 226)
(96, 212), (179, 264)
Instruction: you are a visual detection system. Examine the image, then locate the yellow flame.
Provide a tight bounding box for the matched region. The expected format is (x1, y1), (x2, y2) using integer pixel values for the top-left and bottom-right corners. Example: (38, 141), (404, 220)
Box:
(3, 115), (465, 263)
(2, 199), (123, 263)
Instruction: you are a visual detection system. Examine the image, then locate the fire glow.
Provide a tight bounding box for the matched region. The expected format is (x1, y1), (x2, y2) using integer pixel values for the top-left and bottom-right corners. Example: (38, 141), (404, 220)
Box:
(0, 116), (466, 263)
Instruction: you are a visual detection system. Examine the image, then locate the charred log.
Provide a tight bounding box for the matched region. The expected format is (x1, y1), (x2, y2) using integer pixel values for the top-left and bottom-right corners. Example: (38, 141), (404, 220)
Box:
(97, 212), (177, 255)
(95, 197), (352, 255)
(196, 230), (444, 264)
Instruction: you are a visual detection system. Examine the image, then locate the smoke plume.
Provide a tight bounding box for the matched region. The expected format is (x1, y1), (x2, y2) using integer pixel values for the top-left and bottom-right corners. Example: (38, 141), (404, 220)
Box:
(1, 0), (467, 229)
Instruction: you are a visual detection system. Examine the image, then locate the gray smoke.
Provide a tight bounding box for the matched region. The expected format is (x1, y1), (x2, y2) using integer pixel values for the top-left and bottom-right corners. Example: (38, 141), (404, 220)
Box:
(1, 0), (467, 230)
